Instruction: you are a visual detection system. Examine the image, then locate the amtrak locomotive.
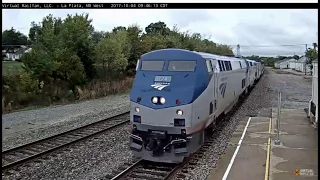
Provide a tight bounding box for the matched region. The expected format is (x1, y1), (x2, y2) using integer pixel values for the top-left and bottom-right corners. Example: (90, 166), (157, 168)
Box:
(129, 48), (264, 163)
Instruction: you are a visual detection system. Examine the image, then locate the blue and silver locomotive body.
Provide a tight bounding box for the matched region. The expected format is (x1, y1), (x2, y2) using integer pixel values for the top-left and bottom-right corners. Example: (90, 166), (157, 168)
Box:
(129, 48), (258, 163)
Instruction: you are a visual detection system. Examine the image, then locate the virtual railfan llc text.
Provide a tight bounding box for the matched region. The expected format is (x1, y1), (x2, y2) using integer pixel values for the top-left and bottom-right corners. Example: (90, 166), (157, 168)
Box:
(2, 3), (43, 8)
(2, 3), (56, 8)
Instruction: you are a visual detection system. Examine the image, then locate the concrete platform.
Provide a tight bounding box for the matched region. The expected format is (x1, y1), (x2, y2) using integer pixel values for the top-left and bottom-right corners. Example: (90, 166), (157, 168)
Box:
(206, 116), (270, 180)
(270, 108), (318, 180)
(206, 108), (318, 180)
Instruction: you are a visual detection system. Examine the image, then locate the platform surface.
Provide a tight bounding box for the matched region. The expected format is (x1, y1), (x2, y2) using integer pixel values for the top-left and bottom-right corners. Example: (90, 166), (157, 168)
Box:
(206, 108), (318, 180)
(270, 108), (318, 180)
(206, 116), (270, 180)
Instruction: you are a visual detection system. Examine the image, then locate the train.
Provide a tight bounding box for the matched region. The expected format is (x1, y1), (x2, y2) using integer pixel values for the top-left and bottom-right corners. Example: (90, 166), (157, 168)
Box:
(129, 48), (264, 163)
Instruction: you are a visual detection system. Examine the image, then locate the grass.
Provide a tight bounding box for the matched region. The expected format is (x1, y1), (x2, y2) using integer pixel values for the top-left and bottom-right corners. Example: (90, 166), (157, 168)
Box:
(2, 61), (134, 113)
(2, 61), (24, 75)
(76, 77), (134, 100)
(2, 77), (134, 114)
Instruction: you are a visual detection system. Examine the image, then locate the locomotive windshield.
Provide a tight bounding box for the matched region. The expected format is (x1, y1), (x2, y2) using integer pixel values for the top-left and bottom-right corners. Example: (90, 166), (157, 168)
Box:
(141, 60), (165, 71)
(168, 61), (196, 72)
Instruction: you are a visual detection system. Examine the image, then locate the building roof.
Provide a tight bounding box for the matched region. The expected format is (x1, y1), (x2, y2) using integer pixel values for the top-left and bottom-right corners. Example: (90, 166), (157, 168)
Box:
(275, 58), (297, 64)
(275, 58), (289, 64)
(297, 56), (307, 62)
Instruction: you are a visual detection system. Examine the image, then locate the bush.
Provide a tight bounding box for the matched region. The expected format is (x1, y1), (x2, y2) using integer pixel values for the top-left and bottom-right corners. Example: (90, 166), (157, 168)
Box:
(75, 77), (134, 100)
(2, 71), (41, 111)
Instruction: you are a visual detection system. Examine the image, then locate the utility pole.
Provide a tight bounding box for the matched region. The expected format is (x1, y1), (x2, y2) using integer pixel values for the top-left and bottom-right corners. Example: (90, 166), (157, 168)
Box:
(305, 44), (308, 75)
(236, 44), (240, 58)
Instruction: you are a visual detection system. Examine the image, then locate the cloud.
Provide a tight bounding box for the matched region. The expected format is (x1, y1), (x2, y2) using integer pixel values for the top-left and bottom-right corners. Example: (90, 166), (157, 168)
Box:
(2, 9), (318, 57)
(166, 10), (212, 28)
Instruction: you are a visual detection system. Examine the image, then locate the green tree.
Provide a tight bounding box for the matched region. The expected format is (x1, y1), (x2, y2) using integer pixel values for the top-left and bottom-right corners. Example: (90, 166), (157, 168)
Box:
(91, 30), (106, 44)
(126, 24), (144, 75)
(112, 26), (127, 33)
(306, 43), (318, 64)
(94, 30), (129, 79)
(293, 55), (299, 60)
(2, 27), (28, 45)
(22, 15), (62, 82)
(141, 33), (167, 52)
(28, 21), (41, 43)
(22, 14), (91, 95)
(245, 55), (261, 60)
(145, 21), (170, 36)
(59, 13), (96, 79)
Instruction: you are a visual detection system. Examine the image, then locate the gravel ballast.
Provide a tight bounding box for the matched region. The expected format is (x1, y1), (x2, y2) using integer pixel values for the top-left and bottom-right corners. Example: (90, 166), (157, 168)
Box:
(2, 68), (313, 180)
(2, 93), (130, 151)
(2, 124), (133, 180)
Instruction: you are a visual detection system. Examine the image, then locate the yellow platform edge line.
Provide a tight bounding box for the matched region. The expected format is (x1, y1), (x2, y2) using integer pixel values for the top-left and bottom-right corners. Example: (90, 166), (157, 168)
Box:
(265, 117), (272, 180)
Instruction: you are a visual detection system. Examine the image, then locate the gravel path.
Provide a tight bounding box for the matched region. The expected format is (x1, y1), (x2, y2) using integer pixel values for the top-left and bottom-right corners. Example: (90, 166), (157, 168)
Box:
(2, 68), (313, 180)
(2, 93), (130, 151)
(267, 68), (312, 109)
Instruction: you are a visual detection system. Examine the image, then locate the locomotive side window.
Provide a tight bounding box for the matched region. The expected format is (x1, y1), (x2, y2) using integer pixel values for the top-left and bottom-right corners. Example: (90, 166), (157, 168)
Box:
(221, 61), (226, 71)
(209, 59), (215, 72)
(205, 60), (213, 73)
(218, 60), (223, 71)
(168, 61), (197, 72)
(224, 61), (232, 71)
(224, 61), (229, 71)
(141, 60), (165, 71)
(228, 61), (233, 70)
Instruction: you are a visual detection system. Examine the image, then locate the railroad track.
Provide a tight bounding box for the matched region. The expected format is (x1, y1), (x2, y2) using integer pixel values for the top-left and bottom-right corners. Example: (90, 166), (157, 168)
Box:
(105, 159), (178, 180)
(103, 137), (215, 180)
(2, 112), (130, 172)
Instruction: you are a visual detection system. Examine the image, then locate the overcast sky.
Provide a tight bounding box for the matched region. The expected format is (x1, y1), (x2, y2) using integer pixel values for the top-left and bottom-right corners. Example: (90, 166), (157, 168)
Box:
(2, 9), (318, 57)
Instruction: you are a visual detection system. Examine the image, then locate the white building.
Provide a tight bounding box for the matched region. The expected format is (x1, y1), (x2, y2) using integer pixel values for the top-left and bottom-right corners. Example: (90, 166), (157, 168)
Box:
(288, 58), (298, 69)
(295, 56), (311, 73)
(3, 47), (32, 61)
(274, 58), (297, 69)
(274, 59), (285, 68)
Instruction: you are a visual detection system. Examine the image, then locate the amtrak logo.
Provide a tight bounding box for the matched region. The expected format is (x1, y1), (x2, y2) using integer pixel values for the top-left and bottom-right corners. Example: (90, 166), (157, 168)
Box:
(219, 83), (227, 98)
(151, 82), (170, 90)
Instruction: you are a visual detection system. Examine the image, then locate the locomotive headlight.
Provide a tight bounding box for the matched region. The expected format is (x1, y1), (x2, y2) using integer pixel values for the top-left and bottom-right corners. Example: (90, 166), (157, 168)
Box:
(152, 97), (158, 104)
(160, 97), (165, 104)
(176, 109), (183, 116)
(135, 107), (140, 113)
